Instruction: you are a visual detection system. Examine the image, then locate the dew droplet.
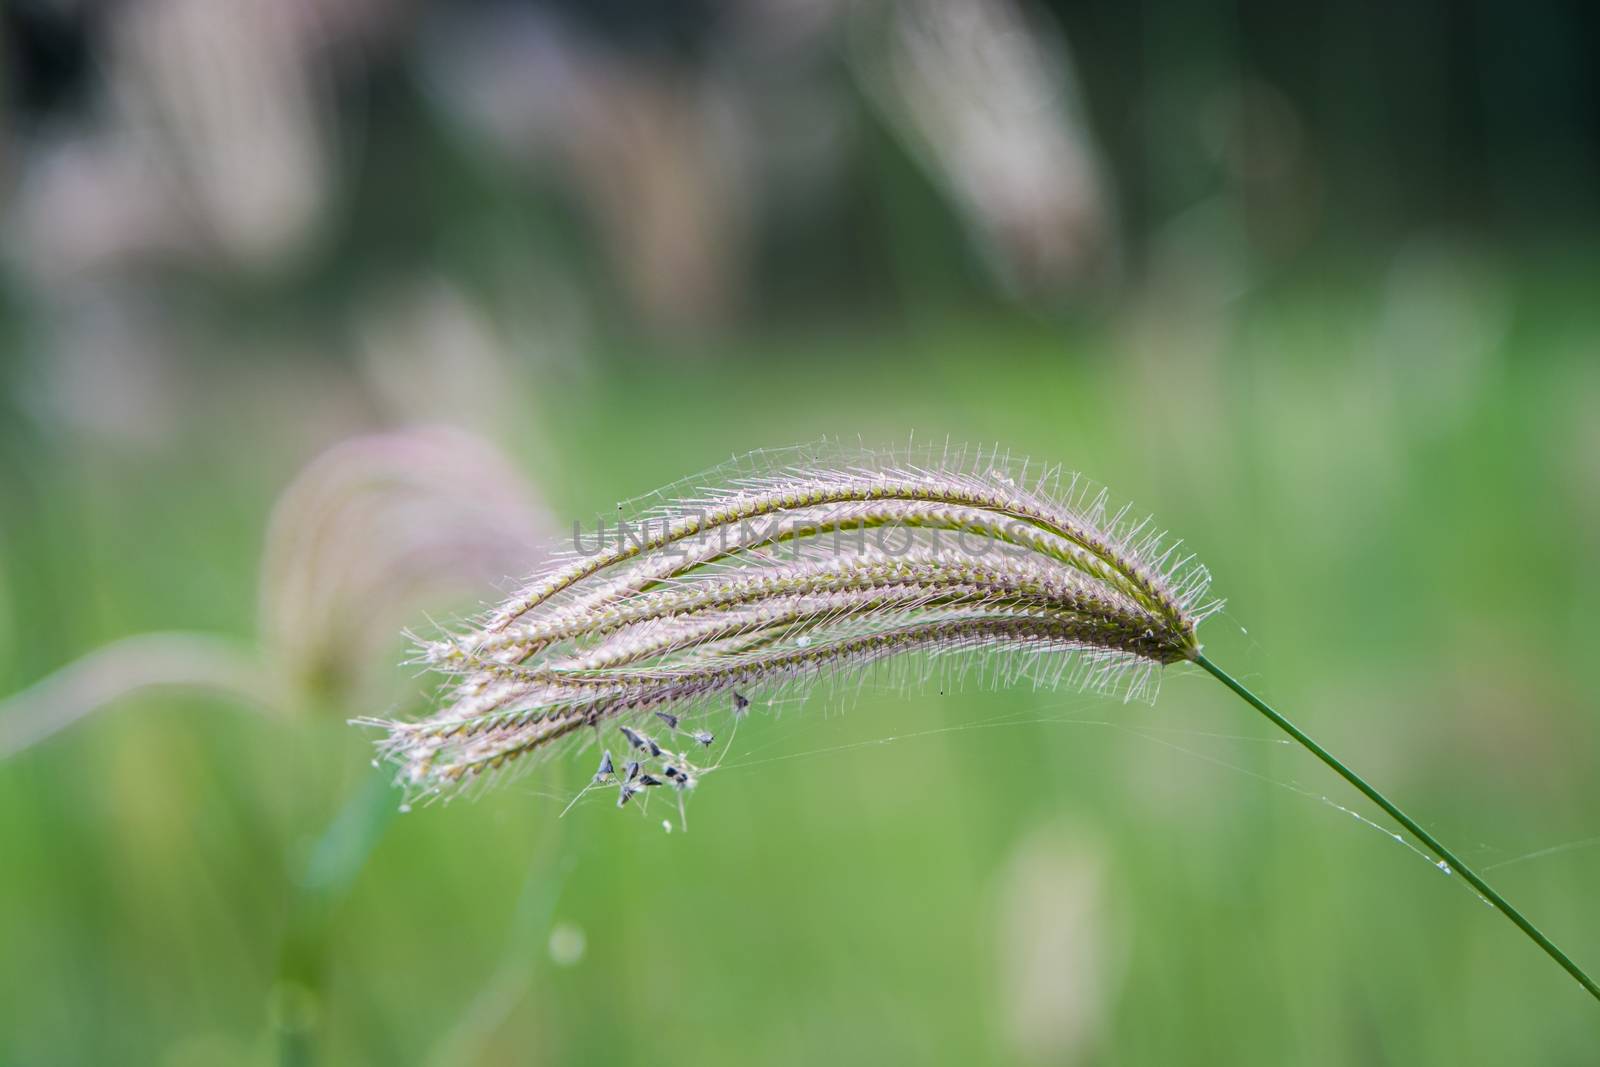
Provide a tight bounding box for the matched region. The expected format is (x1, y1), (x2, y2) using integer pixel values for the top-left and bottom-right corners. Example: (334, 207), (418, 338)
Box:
(547, 922), (587, 967)
(1436, 860), (1452, 875)
(398, 803), (412, 814)
(662, 820), (673, 834)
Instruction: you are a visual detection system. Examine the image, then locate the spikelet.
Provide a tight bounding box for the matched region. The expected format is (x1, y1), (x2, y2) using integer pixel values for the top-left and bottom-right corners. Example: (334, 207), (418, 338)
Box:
(360, 441), (1221, 804)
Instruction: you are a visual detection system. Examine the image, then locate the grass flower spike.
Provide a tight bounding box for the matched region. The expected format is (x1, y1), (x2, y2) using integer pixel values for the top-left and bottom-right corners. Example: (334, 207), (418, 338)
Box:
(368, 442), (1215, 792)
(363, 440), (1599, 1005)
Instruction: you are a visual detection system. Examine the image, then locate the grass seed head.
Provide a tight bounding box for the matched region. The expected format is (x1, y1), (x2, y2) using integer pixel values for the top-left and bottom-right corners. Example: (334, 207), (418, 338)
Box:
(360, 441), (1220, 804)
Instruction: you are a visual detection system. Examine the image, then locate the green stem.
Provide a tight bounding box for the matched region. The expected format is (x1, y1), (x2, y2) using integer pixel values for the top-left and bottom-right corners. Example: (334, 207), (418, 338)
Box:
(1194, 653), (1600, 1005)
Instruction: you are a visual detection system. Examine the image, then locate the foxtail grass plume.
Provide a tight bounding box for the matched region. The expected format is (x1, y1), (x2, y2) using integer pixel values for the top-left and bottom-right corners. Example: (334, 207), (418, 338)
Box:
(366, 442), (1219, 801)
(365, 440), (1600, 1008)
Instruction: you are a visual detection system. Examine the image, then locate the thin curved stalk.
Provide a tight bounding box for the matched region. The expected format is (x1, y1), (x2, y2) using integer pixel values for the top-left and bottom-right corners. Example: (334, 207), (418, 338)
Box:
(0, 633), (277, 759)
(1196, 653), (1600, 1005)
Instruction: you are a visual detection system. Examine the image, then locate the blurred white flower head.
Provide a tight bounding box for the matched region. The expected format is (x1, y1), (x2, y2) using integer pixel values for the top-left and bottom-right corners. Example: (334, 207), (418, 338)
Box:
(860, 0), (1116, 297)
(260, 426), (554, 709)
(109, 0), (332, 269)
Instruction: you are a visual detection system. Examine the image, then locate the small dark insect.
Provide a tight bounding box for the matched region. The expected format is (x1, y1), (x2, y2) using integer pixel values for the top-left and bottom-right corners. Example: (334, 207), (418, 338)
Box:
(639, 774), (664, 787)
(617, 781), (641, 806)
(692, 730), (715, 747)
(655, 711), (679, 730)
(733, 691), (750, 717)
(620, 725), (647, 750)
(624, 759), (641, 782)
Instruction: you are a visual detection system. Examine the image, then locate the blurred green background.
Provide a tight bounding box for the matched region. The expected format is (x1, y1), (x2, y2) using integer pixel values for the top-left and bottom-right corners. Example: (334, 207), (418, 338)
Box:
(1, 0), (1598, 1063)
